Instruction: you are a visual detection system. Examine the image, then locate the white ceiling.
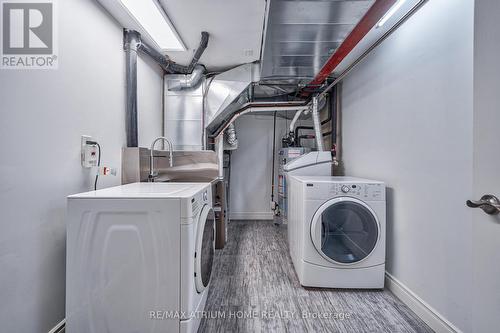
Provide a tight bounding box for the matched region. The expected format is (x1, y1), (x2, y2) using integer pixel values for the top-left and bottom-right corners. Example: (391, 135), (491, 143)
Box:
(158, 0), (268, 72)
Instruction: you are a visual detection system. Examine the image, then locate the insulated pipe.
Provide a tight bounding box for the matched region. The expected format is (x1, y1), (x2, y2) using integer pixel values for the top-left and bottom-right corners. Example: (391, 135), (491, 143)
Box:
(137, 40), (176, 74)
(168, 65), (205, 91)
(133, 31), (210, 74)
(137, 38), (195, 74)
(312, 96), (325, 151)
(123, 30), (210, 147)
(188, 31), (209, 73)
(163, 31), (209, 74)
(124, 30), (140, 147)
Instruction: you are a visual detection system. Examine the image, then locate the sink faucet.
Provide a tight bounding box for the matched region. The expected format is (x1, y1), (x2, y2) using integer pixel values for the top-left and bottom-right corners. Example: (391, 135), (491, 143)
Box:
(149, 137), (174, 182)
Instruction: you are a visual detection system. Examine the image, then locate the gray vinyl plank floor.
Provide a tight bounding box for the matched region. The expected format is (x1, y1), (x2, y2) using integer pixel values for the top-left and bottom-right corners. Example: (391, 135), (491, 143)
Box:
(198, 220), (433, 333)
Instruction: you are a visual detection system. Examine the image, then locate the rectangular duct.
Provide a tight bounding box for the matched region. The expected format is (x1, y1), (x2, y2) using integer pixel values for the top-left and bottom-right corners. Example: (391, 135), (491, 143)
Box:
(163, 63), (259, 150)
(205, 63), (260, 133)
(164, 75), (205, 150)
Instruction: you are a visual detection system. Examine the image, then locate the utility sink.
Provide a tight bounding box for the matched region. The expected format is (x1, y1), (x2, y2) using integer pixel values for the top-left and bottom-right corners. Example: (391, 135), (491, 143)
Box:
(154, 160), (219, 183)
(122, 147), (219, 184)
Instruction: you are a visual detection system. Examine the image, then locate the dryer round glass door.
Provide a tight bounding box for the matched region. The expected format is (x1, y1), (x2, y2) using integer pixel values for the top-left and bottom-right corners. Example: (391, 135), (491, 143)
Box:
(310, 197), (380, 265)
(195, 205), (215, 293)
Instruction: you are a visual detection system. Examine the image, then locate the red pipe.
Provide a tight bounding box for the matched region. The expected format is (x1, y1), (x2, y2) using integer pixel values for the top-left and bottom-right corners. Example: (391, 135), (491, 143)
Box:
(300, 0), (398, 96)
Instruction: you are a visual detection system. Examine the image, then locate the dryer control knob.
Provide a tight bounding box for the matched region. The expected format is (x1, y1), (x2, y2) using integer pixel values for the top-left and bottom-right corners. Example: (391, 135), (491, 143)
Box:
(341, 185), (350, 193)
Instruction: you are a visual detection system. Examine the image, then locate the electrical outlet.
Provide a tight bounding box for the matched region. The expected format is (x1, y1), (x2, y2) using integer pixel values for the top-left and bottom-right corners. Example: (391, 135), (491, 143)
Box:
(81, 135), (98, 168)
(81, 135), (91, 149)
(99, 167), (117, 176)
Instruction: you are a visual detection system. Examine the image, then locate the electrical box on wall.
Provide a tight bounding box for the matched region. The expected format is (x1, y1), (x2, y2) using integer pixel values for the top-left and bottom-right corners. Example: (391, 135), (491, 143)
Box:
(81, 135), (98, 168)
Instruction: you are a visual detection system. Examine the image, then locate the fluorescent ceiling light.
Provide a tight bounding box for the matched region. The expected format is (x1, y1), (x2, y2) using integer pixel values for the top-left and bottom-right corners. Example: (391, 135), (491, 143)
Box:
(377, 0), (407, 28)
(119, 0), (184, 50)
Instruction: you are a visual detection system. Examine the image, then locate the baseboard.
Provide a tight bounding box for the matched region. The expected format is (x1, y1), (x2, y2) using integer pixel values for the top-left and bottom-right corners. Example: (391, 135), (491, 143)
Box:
(229, 212), (274, 220)
(48, 319), (65, 333)
(385, 272), (461, 333)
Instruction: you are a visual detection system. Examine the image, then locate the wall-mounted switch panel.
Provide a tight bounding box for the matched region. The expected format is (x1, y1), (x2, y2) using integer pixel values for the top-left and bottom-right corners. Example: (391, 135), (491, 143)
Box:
(81, 135), (98, 168)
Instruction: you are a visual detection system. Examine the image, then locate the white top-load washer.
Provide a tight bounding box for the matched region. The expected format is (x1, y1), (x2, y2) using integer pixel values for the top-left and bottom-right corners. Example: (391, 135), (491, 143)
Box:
(66, 182), (215, 333)
(288, 176), (386, 289)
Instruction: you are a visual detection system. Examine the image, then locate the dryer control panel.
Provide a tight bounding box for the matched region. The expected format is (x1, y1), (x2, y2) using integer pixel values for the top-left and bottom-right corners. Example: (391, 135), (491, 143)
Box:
(191, 189), (210, 217)
(305, 182), (385, 201)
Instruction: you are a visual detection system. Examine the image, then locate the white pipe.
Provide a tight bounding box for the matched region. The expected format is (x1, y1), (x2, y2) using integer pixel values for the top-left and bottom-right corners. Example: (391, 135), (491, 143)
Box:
(213, 104), (309, 140)
(215, 135), (224, 179)
(289, 109), (304, 133)
(312, 96), (324, 151)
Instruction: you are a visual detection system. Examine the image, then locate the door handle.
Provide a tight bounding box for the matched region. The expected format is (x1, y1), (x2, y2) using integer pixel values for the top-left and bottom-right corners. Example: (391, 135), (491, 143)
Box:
(466, 194), (500, 215)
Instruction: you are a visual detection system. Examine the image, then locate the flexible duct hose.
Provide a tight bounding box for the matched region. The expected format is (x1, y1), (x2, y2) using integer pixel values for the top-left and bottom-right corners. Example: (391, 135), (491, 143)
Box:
(225, 123), (238, 147)
(137, 31), (209, 74)
(312, 96), (325, 151)
(188, 31), (209, 72)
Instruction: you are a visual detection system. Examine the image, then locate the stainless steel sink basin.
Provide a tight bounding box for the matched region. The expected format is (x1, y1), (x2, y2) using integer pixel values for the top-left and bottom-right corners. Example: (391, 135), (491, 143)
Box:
(122, 148), (219, 184)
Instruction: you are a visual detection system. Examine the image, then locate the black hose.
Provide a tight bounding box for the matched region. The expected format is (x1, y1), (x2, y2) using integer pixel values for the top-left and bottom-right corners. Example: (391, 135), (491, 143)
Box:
(168, 31), (209, 74)
(296, 131), (333, 147)
(188, 31), (209, 72)
(136, 31), (209, 74)
(294, 126), (313, 145)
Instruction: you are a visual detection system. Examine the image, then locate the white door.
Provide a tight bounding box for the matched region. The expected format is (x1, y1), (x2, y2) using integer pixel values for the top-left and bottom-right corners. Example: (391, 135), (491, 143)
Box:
(471, 1), (500, 331)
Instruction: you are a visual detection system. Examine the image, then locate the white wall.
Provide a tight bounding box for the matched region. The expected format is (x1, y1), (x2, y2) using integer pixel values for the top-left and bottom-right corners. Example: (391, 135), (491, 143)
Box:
(229, 115), (285, 219)
(0, 0), (163, 331)
(229, 114), (316, 220)
(340, 0), (474, 332)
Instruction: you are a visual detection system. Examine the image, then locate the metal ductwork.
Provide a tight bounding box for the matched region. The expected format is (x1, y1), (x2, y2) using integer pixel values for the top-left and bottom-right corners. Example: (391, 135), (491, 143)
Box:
(163, 63), (259, 153)
(224, 123), (238, 150)
(124, 29), (210, 148)
(124, 30), (140, 147)
(167, 65), (205, 91)
(126, 30), (209, 75)
(140, 31), (209, 75)
(205, 63), (260, 134)
(210, 101), (310, 139)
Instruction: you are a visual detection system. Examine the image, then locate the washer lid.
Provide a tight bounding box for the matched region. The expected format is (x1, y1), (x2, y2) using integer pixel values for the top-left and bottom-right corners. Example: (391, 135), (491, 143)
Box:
(310, 197), (380, 265)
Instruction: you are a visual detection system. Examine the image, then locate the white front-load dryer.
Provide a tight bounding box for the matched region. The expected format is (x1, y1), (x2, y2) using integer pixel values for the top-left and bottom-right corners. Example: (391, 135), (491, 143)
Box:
(287, 176), (386, 289)
(180, 188), (215, 333)
(66, 182), (215, 333)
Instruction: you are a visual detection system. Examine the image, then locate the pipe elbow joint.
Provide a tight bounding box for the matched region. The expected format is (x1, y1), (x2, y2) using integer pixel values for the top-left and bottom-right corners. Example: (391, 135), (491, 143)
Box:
(168, 65), (205, 91)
